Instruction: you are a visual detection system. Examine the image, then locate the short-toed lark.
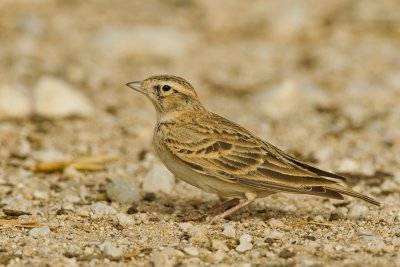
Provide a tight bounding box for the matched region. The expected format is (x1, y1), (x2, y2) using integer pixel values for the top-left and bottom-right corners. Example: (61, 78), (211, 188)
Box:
(126, 75), (380, 220)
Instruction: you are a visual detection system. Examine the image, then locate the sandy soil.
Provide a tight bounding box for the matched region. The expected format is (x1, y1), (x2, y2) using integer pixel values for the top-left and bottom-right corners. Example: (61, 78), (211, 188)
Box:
(1, 0), (400, 266)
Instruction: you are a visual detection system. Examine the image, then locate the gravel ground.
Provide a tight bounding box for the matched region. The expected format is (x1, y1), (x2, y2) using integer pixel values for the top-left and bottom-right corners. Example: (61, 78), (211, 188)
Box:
(1, 0), (400, 266)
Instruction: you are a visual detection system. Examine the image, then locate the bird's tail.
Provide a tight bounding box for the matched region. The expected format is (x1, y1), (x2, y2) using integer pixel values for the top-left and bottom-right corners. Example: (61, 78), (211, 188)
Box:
(325, 186), (380, 206)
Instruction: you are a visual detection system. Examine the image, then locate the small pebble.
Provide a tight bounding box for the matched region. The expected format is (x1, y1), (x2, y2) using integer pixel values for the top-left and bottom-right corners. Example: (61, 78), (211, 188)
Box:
(90, 202), (117, 218)
(29, 226), (51, 238)
(152, 251), (172, 267)
(204, 250), (226, 263)
(337, 158), (359, 173)
(188, 225), (207, 237)
(211, 239), (229, 251)
(183, 246), (199, 256)
(33, 191), (49, 200)
(236, 234), (253, 253)
(33, 76), (93, 118)
(105, 180), (141, 204)
(162, 247), (185, 257)
(12, 139), (31, 158)
(0, 84), (31, 119)
(76, 207), (90, 217)
(222, 223), (236, 239)
(268, 218), (285, 228)
(116, 213), (135, 227)
(99, 241), (123, 260)
(266, 230), (285, 239)
(64, 195), (81, 204)
(348, 204), (368, 219)
(63, 167), (83, 180)
(178, 222), (193, 232)
(142, 163), (175, 194)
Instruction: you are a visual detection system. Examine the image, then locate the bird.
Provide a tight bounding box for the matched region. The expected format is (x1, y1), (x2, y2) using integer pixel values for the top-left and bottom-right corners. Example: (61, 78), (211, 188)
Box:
(126, 75), (380, 221)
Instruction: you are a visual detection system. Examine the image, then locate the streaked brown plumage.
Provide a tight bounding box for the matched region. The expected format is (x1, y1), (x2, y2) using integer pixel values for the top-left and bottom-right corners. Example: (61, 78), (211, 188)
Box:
(126, 75), (380, 221)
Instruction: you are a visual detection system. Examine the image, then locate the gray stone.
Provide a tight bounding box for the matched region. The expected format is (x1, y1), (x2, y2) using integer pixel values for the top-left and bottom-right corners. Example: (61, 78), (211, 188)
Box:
(268, 218), (285, 228)
(0, 85), (31, 119)
(183, 246), (199, 256)
(188, 225), (207, 237)
(178, 222), (193, 232)
(211, 239), (229, 251)
(142, 163), (175, 194)
(34, 76), (93, 118)
(99, 241), (123, 259)
(348, 204), (369, 219)
(90, 202), (117, 218)
(222, 223), (236, 239)
(29, 226), (51, 238)
(152, 251), (172, 267)
(337, 158), (359, 173)
(204, 250), (226, 263)
(116, 213), (135, 227)
(105, 180), (141, 204)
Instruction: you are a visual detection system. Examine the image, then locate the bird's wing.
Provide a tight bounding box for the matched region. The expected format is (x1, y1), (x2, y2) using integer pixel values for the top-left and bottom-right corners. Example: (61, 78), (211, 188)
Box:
(162, 112), (345, 195)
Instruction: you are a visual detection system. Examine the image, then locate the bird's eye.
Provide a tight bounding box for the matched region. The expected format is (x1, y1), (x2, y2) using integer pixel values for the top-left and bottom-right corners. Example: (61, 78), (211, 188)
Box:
(162, 85), (171, 92)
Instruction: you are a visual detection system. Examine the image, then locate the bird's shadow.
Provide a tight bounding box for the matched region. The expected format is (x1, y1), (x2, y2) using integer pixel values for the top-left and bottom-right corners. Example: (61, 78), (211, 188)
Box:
(138, 196), (301, 223)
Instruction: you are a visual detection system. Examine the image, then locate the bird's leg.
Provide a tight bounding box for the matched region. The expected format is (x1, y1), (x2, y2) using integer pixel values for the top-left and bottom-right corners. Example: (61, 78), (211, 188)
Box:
(182, 198), (240, 222)
(211, 192), (257, 222)
(210, 198), (240, 215)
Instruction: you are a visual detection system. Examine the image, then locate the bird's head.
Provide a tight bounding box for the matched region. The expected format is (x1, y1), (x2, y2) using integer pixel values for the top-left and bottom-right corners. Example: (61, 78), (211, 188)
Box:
(126, 75), (204, 114)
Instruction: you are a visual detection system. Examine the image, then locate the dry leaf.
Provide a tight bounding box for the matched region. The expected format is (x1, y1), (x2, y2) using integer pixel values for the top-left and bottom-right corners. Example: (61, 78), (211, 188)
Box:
(0, 219), (56, 230)
(31, 155), (117, 172)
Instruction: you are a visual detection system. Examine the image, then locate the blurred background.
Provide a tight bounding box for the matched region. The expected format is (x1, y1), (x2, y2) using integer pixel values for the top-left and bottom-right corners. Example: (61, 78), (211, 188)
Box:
(1, 0), (399, 172)
(1, 0), (400, 265)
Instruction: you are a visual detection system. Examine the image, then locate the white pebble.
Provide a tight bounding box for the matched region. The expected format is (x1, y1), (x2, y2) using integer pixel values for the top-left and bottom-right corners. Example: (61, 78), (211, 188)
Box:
(188, 225), (207, 237)
(90, 202), (117, 218)
(63, 167), (83, 180)
(116, 213), (135, 227)
(204, 250), (226, 263)
(33, 191), (49, 200)
(178, 222), (193, 232)
(236, 234), (253, 253)
(152, 251), (172, 267)
(76, 207), (90, 217)
(212, 239), (229, 251)
(264, 229), (284, 240)
(337, 158), (359, 173)
(256, 80), (301, 119)
(33, 76), (93, 118)
(99, 241), (123, 259)
(268, 218), (285, 228)
(348, 204), (369, 219)
(142, 163), (175, 194)
(0, 85), (31, 119)
(183, 246), (199, 256)
(64, 194), (81, 204)
(105, 180), (141, 204)
(29, 226), (51, 238)
(222, 223), (236, 239)
(12, 139), (31, 158)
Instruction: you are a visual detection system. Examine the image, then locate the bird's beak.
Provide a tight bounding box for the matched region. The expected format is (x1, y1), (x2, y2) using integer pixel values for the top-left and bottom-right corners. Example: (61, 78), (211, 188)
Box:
(125, 81), (147, 94)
